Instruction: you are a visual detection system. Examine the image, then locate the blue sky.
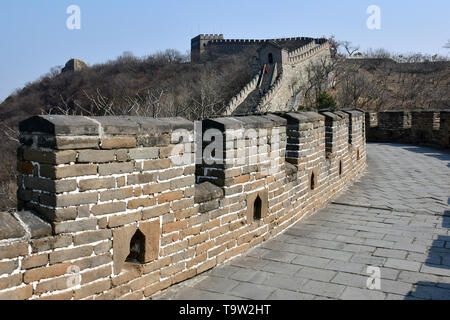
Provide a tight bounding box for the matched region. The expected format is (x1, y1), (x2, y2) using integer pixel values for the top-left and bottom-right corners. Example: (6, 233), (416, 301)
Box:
(0, 0), (449, 103)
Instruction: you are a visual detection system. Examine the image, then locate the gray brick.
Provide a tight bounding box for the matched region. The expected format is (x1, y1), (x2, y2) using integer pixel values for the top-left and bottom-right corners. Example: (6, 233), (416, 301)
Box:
(230, 282), (274, 300)
(340, 287), (386, 300)
(299, 280), (345, 299)
(385, 258), (421, 272)
(295, 267), (336, 282)
(268, 289), (314, 300)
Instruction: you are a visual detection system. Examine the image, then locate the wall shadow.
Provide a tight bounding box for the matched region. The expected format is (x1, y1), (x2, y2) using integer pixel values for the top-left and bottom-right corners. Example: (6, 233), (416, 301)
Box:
(406, 205), (450, 300)
(401, 145), (450, 166)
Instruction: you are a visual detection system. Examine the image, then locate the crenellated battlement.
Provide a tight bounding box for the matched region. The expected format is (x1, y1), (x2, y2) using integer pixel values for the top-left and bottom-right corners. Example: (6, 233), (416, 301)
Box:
(0, 110), (366, 300)
(366, 110), (449, 149)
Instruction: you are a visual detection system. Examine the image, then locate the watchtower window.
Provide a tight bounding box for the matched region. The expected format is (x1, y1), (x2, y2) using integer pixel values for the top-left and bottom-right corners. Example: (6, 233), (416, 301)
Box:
(253, 196), (262, 221)
(339, 161), (343, 176)
(357, 149), (360, 161)
(268, 53), (274, 64)
(310, 172), (315, 190)
(126, 229), (146, 264)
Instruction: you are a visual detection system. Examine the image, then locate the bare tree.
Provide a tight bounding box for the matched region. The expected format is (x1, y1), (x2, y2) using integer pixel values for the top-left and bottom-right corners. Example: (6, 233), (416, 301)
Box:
(302, 55), (340, 106)
(340, 41), (360, 56)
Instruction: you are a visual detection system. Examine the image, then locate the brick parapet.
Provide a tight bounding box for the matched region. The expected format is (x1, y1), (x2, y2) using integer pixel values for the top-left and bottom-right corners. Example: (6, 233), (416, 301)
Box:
(0, 111), (366, 300)
(366, 110), (449, 148)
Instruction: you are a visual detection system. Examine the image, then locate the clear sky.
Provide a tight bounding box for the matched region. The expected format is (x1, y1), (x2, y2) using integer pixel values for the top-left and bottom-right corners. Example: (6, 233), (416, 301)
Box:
(0, 0), (449, 103)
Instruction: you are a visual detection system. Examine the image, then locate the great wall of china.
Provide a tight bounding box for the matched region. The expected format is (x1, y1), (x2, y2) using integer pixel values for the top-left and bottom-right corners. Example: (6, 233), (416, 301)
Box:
(0, 32), (448, 300)
(191, 34), (332, 115)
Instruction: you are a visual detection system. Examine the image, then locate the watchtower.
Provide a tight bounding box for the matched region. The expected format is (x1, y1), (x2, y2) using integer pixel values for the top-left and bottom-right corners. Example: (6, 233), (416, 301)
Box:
(191, 34), (224, 62)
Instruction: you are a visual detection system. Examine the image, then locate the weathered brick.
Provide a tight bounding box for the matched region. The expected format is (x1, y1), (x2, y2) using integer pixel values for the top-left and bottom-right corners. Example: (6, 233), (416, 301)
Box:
(73, 253), (112, 271)
(100, 188), (133, 201)
(129, 147), (159, 160)
(78, 205), (90, 218)
(0, 260), (19, 275)
(173, 268), (196, 285)
(111, 267), (141, 287)
(127, 173), (157, 185)
(160, 262), (185, 278)
(30, 235), (72, 253)
(159, 145), (179, 158)
(98, 162), (134, 175)
(23, 149), (77, 165)
(80, 265), (112, 285)
(170, 176), (195, 189)
(108, 212), (141, 228)
(158, 191), (183, 204)
(73, 230), (112, 246)
(142, 182), (170, 195)
(117, 176), (126, 187)
(24, 176), (77, 193)
(40, 164), (98, 179)
(171, 199), (194, 212)
(91, 202), (127, 216)
(115, 149), (129, 162)
(34, 290), (73, 300)
(101, 137), (136, 149)
(49, 246), (93, 265)
(143, 278), (172, 297)
(34, 206), (78, 222)
(120, 291), (144, 300)
(141, 256), (171, 275)
(159, 168), (183, 181)
(22, 254), (49, 270)
(142, 203), (170, 220)
(197, 258), (217, 274)
(0, 285), (33, 300)
(74, 279), (111, 300)
(24, 262), (71, 283)
(79, 177), (115, 192)
(0, 242), (29, 259)
(162, 220), (188, 234)
(94, 240), (112, 255)
(54, 136), (99, 150)
(53, 219), (98, 234)
(140, 219), (160, 263)
(0, 273), (22, 291)
(77, 150), (115, 163)
(41, 192), (98, 207)
(127, 198), (156, 210)
(142, 159), (171, 171)
(35, 276), (70, 294)
(189, 233), (209, 246)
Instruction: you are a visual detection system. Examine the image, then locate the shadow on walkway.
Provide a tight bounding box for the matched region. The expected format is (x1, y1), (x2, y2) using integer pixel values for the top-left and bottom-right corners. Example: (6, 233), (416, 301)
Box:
(407, 204), (450, 300)
(401, 145), (450, 166)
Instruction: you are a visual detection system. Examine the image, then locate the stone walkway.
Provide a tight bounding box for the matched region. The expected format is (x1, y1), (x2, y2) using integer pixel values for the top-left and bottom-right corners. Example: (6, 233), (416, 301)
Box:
(152, 143), (450, 300)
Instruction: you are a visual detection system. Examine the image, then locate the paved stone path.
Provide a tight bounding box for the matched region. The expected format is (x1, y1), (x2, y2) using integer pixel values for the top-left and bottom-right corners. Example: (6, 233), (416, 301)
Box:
(153, 143), (450, 300)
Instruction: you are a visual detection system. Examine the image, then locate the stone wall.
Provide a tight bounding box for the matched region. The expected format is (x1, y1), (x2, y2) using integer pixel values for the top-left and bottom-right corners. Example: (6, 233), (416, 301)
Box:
(0, 111), (366, 300)
(259, 44), (331, 112)
(366, 110), (449, 149)
(191, 35), (320, 63)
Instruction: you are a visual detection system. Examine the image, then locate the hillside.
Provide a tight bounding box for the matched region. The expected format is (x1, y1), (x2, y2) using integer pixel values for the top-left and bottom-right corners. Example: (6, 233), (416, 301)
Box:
(0, 50), (254, 209)
(333, 58), (450, 111)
